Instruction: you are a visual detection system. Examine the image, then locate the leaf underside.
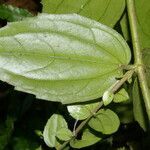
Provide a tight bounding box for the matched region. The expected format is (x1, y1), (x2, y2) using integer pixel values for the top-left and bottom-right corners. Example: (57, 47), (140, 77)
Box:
(42, 0), (125, 27)
(43, 114), (68, 148)
(0, 14), (131, 104)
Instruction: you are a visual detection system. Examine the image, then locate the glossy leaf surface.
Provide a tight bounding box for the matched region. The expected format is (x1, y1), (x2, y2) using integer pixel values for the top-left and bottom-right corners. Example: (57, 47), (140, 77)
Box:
(88, 109), (120, 134)
(42, 0), (125, 27)
(103, 91), (114, 106)
(43, 114), (68, 148)
(67, 102), (100, 120)
(0, 14), (131, 104)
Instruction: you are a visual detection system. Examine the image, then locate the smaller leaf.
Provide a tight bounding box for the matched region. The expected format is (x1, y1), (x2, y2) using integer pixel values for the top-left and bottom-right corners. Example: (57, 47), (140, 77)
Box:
(67, 102), (100, 120)
(70, 128), (101, 148)
(113, 88), (129, 103)
(88, 109), (120, 134)
(103, 91), (114, 106)
(132, 78), (148, 131)
(0, 4), (33, 22)
(120, 13), (130, 41)
(43, 114), (68, 148)
(57, 128), (73, 141)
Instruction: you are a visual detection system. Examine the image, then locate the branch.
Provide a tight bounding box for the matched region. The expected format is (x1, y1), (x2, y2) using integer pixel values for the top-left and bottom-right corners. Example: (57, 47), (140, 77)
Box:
(57, 70), (134, 150)
(127, 0), (150, 121)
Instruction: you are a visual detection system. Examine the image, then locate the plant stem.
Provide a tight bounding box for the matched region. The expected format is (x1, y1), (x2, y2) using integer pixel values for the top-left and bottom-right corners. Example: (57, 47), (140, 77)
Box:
(57, 70), (134, 150)
(57, 101), (103, 150)
(127, 0), (150, 121)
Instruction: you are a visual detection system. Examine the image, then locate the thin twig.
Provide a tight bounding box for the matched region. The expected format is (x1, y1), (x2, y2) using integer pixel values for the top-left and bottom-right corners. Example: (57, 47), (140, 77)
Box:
(58, 69), (135, 150)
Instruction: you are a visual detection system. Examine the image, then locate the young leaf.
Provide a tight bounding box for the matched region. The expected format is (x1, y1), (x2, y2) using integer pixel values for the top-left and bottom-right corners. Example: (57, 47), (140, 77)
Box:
(43, 114), (68, 148)
(113, 88), (129, 103)
(67, 102), (100, 120)
(88, 109), (120, 134)
(102, 91), (114, 106)
(56, 128), (73, 141)
(0, 14), (131, 104)
(0, 4), (33, 22)
(42, 0), (125, 27)
(70, 128), (102, 148)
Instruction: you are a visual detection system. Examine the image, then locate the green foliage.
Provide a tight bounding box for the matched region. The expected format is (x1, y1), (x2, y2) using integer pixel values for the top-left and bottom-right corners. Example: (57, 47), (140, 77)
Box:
(0, 0), (150, 150)
(88, 109), (120, 134)
(70, 128), (102, 148)
(0, 14), (130, 104)
(132, 78), (148, 131)
(43, 114), (68, 148)
(113, 88), (129, 103)
(103, 90), (114, 106)
(42, 0), (125, 27)
(67, 102), (100, 120)
(135, 0), (150, 49)
(56, 128), (73, 141)
(143, 48), (150, 87)
(120, 14), (130, 41)
(120, 0), (150, 49)
(0, 4), (33, 22)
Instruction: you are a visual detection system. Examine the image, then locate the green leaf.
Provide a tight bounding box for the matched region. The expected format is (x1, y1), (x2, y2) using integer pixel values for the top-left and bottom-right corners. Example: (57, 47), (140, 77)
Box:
(102, 91), (114, 106)
(56, 128), (73, 141)
(67, 102), (100, 120)
(0, 4), (33, 22)
(120, 14), (130, 41)
(70, 128), (102, 148)
(43, 114), (68, 148)
(88, 109), (120, 134)
(0, 14), (131, 104)
(143, 49), (150, 88)
(135, 0), (150, 49)
(122, 1), (150, 48)
(42, 0), (125, 27)
(132, 78), (148, 131)
(113, 88), (129, 103)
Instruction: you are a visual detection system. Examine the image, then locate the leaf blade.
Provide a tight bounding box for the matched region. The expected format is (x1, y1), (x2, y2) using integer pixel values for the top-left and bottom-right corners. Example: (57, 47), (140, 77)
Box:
(43, 114), (68, 148)
(88, 109), (120, 134)
(0, 14), (131, 104)
(42, 0), (125, 27)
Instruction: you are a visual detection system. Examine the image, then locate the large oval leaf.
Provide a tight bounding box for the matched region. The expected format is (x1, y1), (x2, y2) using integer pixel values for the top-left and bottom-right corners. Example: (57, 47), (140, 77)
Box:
(0, 14), (131, 104)
(42, 0), (125, 27)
